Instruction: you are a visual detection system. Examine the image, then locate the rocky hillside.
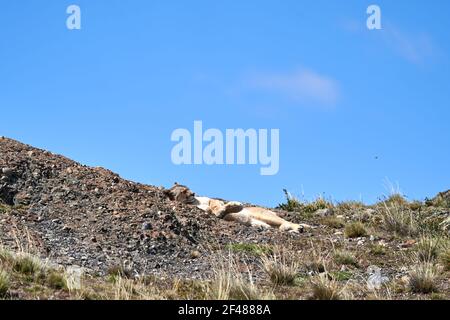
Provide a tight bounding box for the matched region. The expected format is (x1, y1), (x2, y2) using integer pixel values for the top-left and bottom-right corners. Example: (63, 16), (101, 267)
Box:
(0, 137), (449, 300)
(0, 137), (292, 278)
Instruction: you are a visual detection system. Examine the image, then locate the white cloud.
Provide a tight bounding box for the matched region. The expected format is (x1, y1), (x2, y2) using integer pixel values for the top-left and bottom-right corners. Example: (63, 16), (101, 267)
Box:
(247, 69), (340, 107)
(383, 25), (437, 64)
(341, 18), (439, 65)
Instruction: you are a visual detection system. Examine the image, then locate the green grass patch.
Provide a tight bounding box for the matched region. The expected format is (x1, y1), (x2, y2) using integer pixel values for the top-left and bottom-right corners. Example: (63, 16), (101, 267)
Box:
(225, 243), (273, 256)
(329, 271), (352, 282)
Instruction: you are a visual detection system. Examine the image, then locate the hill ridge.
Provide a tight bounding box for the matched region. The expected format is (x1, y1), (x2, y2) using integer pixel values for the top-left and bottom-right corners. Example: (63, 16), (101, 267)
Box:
(0, 137), (283, 277)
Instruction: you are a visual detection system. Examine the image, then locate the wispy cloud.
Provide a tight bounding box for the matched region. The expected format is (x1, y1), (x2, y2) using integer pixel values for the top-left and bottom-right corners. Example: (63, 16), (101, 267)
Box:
(382, 24), (437, 65)
(340, 18), (439, 65)
(246, 69), (340, 107)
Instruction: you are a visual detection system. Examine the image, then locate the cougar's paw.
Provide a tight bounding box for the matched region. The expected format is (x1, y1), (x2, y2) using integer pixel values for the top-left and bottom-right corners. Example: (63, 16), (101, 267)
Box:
(280, 223), (302, 233)
(224, 201), (244, 214)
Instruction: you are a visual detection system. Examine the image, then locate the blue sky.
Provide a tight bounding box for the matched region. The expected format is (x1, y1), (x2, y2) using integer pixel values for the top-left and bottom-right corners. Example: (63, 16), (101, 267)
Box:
(1, 1), (449, 206)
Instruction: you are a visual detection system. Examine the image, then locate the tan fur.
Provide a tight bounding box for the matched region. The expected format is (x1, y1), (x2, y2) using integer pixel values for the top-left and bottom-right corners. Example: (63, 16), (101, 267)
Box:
(165, 183), (308, 233)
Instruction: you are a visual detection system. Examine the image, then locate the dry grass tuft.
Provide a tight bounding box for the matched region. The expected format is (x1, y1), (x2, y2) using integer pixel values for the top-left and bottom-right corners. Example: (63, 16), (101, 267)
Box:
(378, 202), (418, 237)
(439, 243), (450, 271)
(408, 262), (440, 294)
(369, 244), (387, 256)
(12, 253), (43, 275)
(309, 274), (342, 300)
(334, 250), (358, 267)
(415, 236), (442, 263)
(0, 247), (14, 265)
(208, 253), (273, 300)
(261, 250), (300, 286)
(344, 222), (367, 238)
(320, 216), (345, 229)
(46, 271), (68, 290)
(336, 201), (365, 212)
(0, 269), (10, 297)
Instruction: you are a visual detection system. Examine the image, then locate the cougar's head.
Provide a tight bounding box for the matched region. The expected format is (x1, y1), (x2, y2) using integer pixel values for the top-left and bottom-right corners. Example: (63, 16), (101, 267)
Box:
(165, 183), (197, 204)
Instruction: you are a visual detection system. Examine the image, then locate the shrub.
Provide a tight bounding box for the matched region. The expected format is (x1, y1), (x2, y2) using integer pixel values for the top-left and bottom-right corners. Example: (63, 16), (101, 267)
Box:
(408, 263), (440, 294)
(415, 236), (441, 263)
(13, 254), (41, 275)
(378, 202), (418, 237)
(440, 246), (450, 271)
(334, 250), (358, 267)
(261, 252), (299, 286)
(369, 244), (386, 256)
(277, 189), (303, 212)
(382, 194), (409, 207)
(336, 201), (365, 212)
(303, 197), (333, 214)
(309, 274), (341, 300)
(344, 222), (367, 238)
(46, 271), (67, 290)
(0, 248), (14, 265)
(278, 190), (333, 214)
(0, 269), (10, 297)
(320, 216), (345, 229)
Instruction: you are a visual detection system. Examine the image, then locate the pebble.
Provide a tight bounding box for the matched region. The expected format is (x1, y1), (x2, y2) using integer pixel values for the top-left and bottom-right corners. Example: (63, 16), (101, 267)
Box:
(190, 250), (201, 259)
(142, 222), (153, 231)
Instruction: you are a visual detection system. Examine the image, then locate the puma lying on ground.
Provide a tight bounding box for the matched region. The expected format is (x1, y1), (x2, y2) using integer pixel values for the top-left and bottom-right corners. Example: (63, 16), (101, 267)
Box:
(165, 183), (309, 233)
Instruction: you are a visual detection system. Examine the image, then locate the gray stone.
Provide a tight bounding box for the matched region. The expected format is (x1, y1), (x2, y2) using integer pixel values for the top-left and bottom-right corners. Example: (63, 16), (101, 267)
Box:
(315, 208), (334, 217)
(1, 168), (15, 177)
(142, 222), (152, 230)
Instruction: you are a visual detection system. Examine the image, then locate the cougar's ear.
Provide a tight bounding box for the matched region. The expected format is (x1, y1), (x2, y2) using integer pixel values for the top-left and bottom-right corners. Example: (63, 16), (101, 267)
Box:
(164, 188), (175, 200)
